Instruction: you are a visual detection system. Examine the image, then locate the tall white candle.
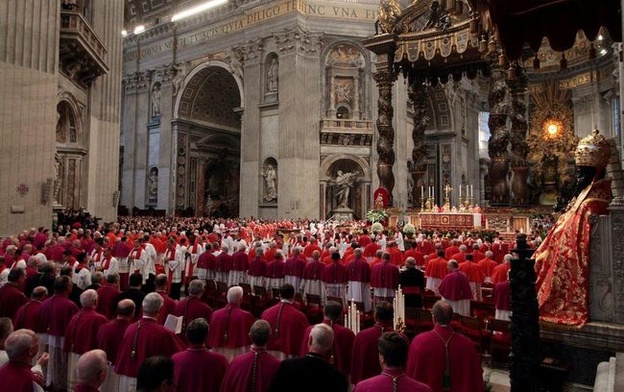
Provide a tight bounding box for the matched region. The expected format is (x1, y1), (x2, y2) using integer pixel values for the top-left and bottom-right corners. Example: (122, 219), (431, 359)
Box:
(459, 185), (462, 199)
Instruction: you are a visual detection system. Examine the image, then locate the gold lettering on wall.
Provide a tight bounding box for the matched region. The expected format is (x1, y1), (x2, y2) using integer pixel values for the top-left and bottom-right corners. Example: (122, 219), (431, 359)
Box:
(125, 0), (378, 61)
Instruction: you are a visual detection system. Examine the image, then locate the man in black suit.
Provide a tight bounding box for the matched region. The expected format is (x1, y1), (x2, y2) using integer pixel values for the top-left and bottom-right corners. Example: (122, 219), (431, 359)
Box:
(269, 323), (348, 392)
(116, 273), (145, 315)
(399, 257), (425, 308)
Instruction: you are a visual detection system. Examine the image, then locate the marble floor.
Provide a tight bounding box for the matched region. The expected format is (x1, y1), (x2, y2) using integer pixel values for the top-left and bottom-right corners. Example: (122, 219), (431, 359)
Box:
(485, 365), (511, 392)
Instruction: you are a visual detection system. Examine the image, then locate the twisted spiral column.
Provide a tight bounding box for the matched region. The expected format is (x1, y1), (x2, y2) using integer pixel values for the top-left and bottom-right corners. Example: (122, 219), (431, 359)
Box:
(373, 70), (398, 202)
(408, 82), (429, 206)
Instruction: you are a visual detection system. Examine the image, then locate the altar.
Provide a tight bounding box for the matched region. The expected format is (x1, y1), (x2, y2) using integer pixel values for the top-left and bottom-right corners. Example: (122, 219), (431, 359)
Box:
(411, 212), (482, 230)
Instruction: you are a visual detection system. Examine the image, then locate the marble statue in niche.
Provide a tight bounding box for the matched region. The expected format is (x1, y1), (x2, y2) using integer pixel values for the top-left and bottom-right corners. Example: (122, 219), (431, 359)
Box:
(334, 170), (358, 208)
(267, 58), (278, 93)
(147, 167), (158, 204)
(262, 164), (277, 201)
(151, 83), (161, 117)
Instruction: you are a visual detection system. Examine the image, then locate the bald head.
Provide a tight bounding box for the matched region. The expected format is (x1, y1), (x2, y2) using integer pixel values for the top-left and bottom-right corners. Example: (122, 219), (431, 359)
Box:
(76, 349), (108, 387)
(116, 299), (136, 318)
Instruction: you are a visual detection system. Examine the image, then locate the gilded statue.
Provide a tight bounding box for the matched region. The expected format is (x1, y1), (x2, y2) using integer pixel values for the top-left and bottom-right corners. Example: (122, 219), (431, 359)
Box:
(375, 0), (402, 35)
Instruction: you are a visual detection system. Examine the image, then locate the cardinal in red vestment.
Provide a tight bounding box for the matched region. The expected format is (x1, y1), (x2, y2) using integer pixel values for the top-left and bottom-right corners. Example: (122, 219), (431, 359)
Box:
(0, 268), (27, 320)
(13, 286), (47, 331)
(173, 279), (213, 339)
(0, 329), (49, 392)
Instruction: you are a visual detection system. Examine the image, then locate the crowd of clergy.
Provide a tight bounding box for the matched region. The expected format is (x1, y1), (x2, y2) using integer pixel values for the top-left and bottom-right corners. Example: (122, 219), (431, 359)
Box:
(0, 219), (526, 391)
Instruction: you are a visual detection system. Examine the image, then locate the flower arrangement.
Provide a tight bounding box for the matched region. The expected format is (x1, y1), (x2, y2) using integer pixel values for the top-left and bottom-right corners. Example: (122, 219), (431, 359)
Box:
(366, 209), (389, 223)
(371, 222), (384, 233)
(403, 223), (416, 235)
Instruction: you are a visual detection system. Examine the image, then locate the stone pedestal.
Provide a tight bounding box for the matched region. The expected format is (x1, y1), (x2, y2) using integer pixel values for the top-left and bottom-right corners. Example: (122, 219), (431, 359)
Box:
(331, 207), (354, 221)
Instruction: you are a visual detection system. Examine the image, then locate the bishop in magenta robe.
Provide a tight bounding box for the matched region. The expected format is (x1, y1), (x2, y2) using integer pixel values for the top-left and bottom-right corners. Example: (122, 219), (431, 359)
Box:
(406, 300), (483, 392)
(208, 286), (255, 361)
(261, 284), (309, 359)
(220, 320), (281, 392)
(173, 318), (229, 392)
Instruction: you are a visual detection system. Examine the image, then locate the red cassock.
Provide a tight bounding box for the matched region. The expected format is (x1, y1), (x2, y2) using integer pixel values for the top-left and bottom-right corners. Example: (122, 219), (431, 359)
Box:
(156, 290), (177, 325)
(346, 257), (371, 282)
(248, 257), (267, 277)
(284, 256), (306, 278)
(266, 260), (286, 279)
(198, 251), (217, 271)
(450, 252), (466, 264)
(64, 308), (108, 354)
(321, 263), (348, 284)
(173, 297), (213, 331)
(172, 348), (229, 392)
(208, 304), (254, 349)
(459, 262), (485, 283)
(13, 300), (43, 330)
(231, 250), (249, 273)
(370, 262), (399, 290)
(215, 252), (233, 276)
(299, 320), (355, 376)
(115, 317), (184, 378)
(0, 362), (44, 392)
(492, 242), (509, 263)
(96, 284), (121, 319)
(363, 242), (380, 259)
(406, 326), (483, 392)
(261, 301), (309, 356)
(491, 263), (510, 285)
(387, 247), (404, 266)
(220, 347), (281, 392)
(494, 281), (511, 311)
(350, 322), (394, 384)
(444, 246), (460, 260)
(477, 258), (498, 279)
(438, 271), (472, 301)
(425, 258), (448, 280)
(97, 318), (132, 365)
(354, 368), (433, 392)
(404, 249), (425, 267)
(302, 261), (326, 280)
(37, 294), (79, 336)
(0, 283), (27, 320)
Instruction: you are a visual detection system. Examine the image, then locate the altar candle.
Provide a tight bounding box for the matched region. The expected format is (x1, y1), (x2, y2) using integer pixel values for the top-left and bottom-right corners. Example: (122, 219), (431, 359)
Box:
(421, 186), (424, 199)
(470, 185), (473, 198)
(459, 185), (462, 199)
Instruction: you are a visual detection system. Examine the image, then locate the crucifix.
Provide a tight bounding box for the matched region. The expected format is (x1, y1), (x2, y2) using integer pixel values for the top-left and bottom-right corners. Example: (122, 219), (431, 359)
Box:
(444, 184), (452, 199)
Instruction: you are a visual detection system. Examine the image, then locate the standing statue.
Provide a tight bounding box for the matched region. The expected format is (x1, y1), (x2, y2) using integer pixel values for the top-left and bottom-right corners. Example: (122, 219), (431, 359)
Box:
(533, 130), (612, 326)
(147, 167), (158, 204)
(334, 170), (358, 208)
(267, 58), (278, 93)
(375, 0), (402, 34)
(151, 84), (161, 116)
(262, 164), (277, 201)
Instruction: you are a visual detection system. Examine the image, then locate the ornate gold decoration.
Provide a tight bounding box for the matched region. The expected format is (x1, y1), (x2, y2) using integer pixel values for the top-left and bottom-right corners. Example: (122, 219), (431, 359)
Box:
(575, 129), (611, 168)
(377, 0), (402, 34)
(527, 81), (577, 188)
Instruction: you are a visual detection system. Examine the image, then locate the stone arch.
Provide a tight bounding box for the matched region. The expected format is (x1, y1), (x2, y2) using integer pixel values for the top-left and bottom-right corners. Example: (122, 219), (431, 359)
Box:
(173, 60), (244, 119)
(55, 92), (87, 209)
(320, 154), (371, 220)
(171, 61), (244, 216)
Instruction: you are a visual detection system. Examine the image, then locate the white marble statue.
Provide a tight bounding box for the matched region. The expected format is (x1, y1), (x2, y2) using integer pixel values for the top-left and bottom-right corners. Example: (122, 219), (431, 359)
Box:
(334, 170), (358, 208)
(263, 164), (277, 201)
